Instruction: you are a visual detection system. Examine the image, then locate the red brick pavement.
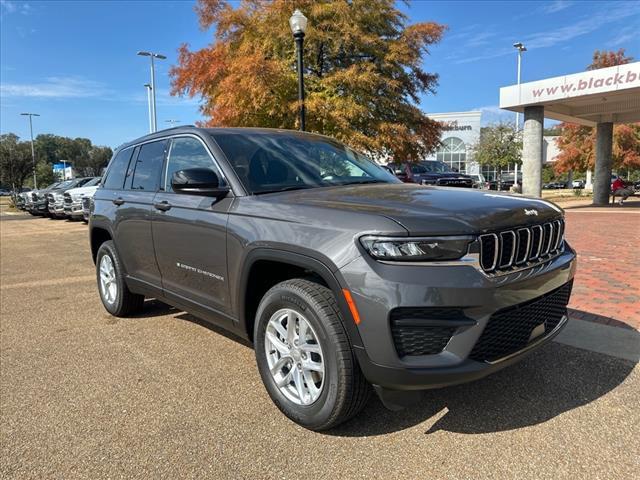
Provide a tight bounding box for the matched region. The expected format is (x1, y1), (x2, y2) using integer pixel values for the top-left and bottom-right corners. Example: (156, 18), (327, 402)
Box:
(563, 203), (640, 330)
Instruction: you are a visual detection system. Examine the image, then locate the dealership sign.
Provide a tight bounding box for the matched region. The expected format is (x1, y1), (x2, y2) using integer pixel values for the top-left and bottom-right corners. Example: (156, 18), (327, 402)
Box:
(500, 62), (639, 108)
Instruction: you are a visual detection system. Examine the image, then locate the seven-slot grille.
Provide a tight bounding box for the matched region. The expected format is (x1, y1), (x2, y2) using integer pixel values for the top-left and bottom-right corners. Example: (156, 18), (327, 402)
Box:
(479, 219), (564, 274)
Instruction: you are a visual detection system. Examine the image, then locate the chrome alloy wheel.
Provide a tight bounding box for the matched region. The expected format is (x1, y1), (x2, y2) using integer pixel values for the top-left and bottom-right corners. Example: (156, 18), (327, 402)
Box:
(99, 255), (117, 305)
(264, 308), (325, 406)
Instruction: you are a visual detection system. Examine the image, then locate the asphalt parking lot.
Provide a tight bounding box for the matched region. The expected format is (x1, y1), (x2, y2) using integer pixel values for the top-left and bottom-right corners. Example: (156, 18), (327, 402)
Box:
(1, 208), (639, 479)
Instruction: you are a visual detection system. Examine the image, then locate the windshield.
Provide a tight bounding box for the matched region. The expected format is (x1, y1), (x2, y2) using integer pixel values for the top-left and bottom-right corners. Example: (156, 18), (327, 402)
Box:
(211, 131), (399, 194)
(421, 161), (453, 173)
(83, 177), (101, 187)
(57, 180), (75, 189)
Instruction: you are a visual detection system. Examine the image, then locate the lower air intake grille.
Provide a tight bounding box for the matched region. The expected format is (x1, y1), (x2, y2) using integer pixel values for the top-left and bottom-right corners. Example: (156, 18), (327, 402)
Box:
(391, 325), (456, 357)
(469, 280), (573, 362)
(390, 308), (471, 357)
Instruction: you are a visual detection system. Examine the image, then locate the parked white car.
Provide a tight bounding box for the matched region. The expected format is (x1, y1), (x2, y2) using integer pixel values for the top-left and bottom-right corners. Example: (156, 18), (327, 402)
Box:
(63, 177), (101, 219)
(572, 180), (585, 189)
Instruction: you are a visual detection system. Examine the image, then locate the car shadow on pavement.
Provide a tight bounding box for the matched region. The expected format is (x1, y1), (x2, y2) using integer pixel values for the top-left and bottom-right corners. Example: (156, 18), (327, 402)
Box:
(329, 342), (636, 437)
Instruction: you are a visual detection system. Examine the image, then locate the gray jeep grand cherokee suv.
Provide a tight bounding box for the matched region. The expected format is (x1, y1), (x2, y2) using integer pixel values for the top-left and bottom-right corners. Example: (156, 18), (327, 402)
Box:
(90, 126), (576, 430)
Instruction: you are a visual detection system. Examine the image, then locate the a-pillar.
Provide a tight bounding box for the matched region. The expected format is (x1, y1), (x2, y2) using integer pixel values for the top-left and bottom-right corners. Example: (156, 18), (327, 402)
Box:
(522, 106), (544, 197)
(593, 122), (613, 205)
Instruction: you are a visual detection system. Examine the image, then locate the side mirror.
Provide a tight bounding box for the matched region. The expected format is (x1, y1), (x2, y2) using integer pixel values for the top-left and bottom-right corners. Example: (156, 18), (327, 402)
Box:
(171, 168), (230, 198)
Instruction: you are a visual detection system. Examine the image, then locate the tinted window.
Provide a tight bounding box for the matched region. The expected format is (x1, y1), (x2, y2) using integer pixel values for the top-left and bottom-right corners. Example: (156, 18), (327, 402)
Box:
(83, 177), (102, 187)
(211, 132), (398, 194)
(422, 161), (452, 173)
(129, 140), (166, 191)
(165, 137), (222, 192)
(103, 148), (134, 190)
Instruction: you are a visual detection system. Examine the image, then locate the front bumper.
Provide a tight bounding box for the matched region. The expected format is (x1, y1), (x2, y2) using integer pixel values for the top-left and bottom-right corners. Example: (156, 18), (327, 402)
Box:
(64, 201), (84, 217)
(340, 243), (577, 390)
(49, 202), (66, 216)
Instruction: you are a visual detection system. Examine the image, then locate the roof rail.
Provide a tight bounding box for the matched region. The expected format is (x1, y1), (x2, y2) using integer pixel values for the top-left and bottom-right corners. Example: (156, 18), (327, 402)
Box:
(155, 124), (196, 133)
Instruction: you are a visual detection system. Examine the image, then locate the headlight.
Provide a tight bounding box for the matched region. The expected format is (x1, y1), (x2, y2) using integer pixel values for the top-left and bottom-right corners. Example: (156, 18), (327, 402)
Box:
(360, 236), (472, 261)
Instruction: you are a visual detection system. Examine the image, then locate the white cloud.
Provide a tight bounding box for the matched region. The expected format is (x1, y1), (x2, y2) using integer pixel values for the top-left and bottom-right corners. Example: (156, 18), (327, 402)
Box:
(454, 1), (640, 65)
(542, 1), (574, 14)
(0, 0), (16, 14)
(475, 105), (516, 126)
(607, 25), (637, 47)
(0, 0), (32, 15)
(0, 76), (109, 98)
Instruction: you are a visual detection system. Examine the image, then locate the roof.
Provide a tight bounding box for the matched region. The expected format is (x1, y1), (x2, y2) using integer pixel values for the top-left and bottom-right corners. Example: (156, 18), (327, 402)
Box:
(499, 62), (640, 126)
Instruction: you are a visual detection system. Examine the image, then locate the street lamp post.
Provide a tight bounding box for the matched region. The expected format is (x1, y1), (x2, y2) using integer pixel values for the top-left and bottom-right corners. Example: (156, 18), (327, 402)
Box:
(513, 42), (527, 132)
(143, 83), (153, 133)
(513, 42), (527, 190)
(20, 112), (40, 189)
(137, 51), (166, 133)
(289, 9), (308, 131)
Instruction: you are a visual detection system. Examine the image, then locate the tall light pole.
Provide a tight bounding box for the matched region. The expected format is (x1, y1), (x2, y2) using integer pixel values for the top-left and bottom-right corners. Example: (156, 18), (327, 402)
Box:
(143, 83), (153, 133)
(513, 42), (526, 190)
(137, 51), (166, 133)
(289, 9), (308, 131)
(20, 112), (40, 188)
(513, 42), (527, 132)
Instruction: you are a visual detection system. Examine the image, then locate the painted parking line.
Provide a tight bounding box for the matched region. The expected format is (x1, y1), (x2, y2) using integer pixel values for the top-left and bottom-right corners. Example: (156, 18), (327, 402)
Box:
(0, 275), (96, 291)
(554, 319), (640, 362)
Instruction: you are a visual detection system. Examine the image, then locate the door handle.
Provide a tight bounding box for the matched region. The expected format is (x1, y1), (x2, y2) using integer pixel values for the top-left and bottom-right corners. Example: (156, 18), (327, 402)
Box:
(112, 197), (125, 206)
(154, 201), (172, 212)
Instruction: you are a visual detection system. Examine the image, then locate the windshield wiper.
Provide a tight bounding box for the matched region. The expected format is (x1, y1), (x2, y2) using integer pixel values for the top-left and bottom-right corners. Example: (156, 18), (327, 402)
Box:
(338, 179), (387, 186)
(254, 185), (312, 195)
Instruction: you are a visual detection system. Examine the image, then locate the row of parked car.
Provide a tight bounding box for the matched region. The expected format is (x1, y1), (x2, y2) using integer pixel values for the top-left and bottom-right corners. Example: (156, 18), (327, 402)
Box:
(14, 176), (101, 221)
(382, 160), (484, 188)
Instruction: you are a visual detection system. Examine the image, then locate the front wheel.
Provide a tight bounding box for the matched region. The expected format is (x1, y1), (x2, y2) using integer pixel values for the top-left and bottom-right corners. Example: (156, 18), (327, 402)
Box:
(254, 279), (371, 431)
(96, 240), (144, 317)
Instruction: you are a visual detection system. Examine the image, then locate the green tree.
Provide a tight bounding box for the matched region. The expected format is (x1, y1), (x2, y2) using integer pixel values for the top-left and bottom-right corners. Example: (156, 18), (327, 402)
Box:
(0, 134), (33, 192)
(35, 160), (55, 187)
(171, 0), (446, 161)
(473, 124), (522, 177)
(79, 146), (113, 176)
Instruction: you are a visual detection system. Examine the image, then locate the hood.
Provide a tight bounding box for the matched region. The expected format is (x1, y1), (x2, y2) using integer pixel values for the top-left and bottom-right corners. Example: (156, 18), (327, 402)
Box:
(66, 185), (99, 197)
(263, 183), (563, 235)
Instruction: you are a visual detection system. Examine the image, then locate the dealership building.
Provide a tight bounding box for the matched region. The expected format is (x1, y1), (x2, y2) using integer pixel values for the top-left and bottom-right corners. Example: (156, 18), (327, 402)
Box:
(424, 110), (558, 181)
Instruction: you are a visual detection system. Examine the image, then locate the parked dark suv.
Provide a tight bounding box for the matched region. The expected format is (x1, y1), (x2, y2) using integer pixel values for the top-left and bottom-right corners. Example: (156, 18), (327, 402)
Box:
(90, 127), (576, 430)
(387, 161), (473, 187)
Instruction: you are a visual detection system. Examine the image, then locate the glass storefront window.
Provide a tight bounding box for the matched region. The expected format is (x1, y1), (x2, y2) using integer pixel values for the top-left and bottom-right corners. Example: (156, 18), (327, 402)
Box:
(436, 137), (467, 173)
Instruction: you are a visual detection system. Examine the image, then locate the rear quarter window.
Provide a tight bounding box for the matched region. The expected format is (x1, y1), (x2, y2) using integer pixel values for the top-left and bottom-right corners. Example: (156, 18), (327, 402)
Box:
(103, 148), (134, 190)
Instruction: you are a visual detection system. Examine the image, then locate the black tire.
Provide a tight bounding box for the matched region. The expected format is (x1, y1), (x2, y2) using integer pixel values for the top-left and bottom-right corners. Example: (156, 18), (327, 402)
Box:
(95, 240), (144, 317)
(254, 278), (371, 431)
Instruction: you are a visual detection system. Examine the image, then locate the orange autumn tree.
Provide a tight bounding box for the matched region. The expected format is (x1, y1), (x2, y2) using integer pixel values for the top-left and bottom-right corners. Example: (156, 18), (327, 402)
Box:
(555, 49), (640, 174)
(170, 0), (446, 161)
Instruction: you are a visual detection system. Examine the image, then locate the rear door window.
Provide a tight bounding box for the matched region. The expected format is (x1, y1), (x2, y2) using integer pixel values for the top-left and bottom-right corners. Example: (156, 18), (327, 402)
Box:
(128, 140), (167, 191)
(103, 148), (134, 190)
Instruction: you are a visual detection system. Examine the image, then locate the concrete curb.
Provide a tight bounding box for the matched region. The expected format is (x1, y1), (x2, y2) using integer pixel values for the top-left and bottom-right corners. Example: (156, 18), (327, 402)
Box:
(554, 319), (640, 362)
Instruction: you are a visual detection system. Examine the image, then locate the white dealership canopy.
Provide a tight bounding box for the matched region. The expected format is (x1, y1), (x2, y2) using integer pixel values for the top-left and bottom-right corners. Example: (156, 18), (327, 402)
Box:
(499, 62), (640, 203)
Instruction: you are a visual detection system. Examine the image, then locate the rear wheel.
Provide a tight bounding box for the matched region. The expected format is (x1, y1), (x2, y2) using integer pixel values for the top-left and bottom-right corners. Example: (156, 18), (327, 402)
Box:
(254, 279), (371, 431)
(96, 240), (144, 317)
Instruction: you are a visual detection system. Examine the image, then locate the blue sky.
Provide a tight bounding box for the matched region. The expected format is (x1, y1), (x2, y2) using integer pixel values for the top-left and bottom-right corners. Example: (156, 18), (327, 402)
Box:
(1, 0), (639, 148)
